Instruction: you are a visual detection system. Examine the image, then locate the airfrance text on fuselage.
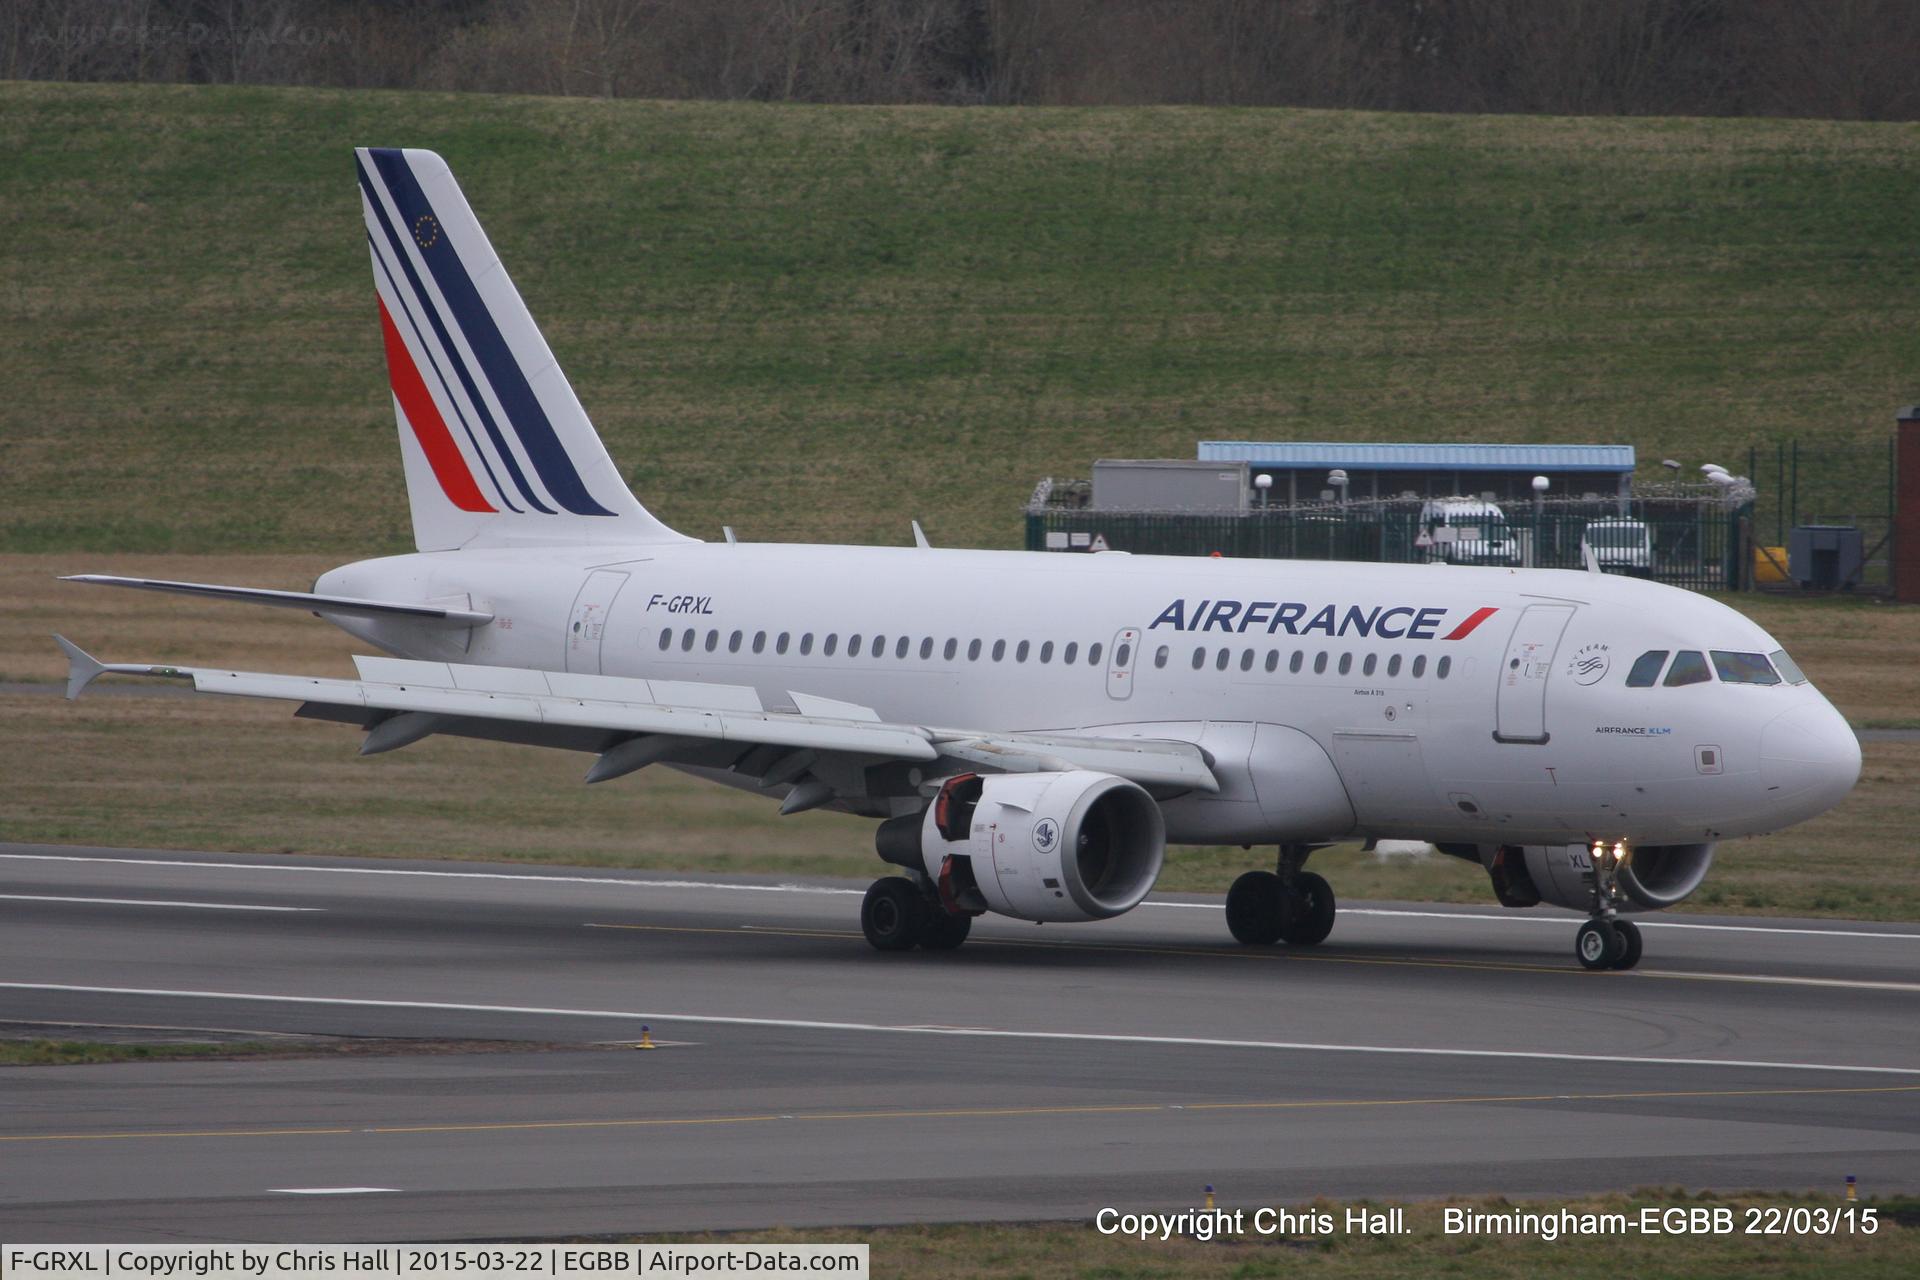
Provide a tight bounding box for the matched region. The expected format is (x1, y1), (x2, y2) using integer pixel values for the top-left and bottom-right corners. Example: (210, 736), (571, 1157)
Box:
(1150, 599), (1464, 640)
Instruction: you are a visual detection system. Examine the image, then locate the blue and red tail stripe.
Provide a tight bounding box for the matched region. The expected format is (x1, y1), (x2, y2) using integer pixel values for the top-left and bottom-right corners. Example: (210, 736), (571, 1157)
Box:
(360, 149), (615, 518)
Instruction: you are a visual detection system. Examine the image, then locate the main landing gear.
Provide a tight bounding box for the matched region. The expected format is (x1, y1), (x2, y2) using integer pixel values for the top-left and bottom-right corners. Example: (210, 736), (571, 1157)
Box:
(1575, 840), (1644, 971)
(861, 875), (973, 952)
(1225, 844), (1336, 947)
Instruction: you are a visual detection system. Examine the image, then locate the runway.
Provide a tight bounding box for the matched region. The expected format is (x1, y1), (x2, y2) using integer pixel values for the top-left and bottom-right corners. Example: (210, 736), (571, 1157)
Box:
(2, 842), (1916, 1242)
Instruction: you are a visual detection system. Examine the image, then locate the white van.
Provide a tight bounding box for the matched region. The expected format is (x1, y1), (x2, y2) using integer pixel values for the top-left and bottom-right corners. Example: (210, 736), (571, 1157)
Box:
(1417, 499), (1520, 565)
(1582, 518), (1654, 576)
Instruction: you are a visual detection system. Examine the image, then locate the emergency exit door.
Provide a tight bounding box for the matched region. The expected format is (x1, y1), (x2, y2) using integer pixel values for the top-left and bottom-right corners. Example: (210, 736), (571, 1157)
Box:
(1494, 604), (1574, 743)
(565, 570), (629, 674)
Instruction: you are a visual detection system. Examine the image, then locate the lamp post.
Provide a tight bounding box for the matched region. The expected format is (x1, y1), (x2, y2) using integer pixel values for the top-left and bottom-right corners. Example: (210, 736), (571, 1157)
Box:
(1253, 472), (1272, 509)
(1531, 475), (1549, 568)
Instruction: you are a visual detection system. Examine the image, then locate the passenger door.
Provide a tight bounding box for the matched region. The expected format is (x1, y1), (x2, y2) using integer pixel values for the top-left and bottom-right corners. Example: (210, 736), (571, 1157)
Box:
(1494, 604), (1575, 743)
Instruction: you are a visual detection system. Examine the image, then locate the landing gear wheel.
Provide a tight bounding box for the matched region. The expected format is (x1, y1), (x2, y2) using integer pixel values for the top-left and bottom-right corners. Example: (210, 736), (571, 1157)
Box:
(1610, 918), (1643, 970)
(1280, 871), (1336, 946)
(1226, 870), (1292, 946)
(861, 877), (926, 952)
(1575, 918), (1624, 970)
(920, 910), (973, 951)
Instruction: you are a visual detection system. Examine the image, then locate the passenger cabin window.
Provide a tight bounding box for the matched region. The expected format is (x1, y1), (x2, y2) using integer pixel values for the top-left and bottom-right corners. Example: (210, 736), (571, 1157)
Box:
(848, 634), (863, 657)
(1240, 649), (1254, 672)
(799, 633), (814, 656)
(823, 634), (839, 657)
(1625, 650), (1668, 687)
(728, 630), (743, 653)
(1412, 655), (1426, 678)
(1337, 653), (1352, 676)
(1387, 654), (1401, 677)
(943, 638), (957, 660)
(1437, 655), (1451, 679)
(1064, 642), (1079, 664)
(1712, 651), (1781, 685)
(1155, 646), (1169, 669)
(705, 630), (719, 652)
(1290, 651), (1304, 675)
(1313, 652), (1328, 675)
(681, 630), (696, 652)
(968, 639), (982, 661)
(776, 632), (791, 655)
(915, 637), (928, 659)
(1016, 640), (1031, 663)
(1191, 647), (1206, 671)
(1215, 648), (1230, 671)
(1771, 649), (1807, 684)
(752, 631), (767, 654)
(1664, 650), (1711, 686)
(658, 627), (672, 651)
(1363, 653), (1377, 677)
(872, 634), (885, 656)
(1264, 650), (1279, 673)
(1039, 641), (1054, 663)
(1115, 642), (1131, 667)
(1088, 643), (1103, 665)
(992, 640), (1006, 662)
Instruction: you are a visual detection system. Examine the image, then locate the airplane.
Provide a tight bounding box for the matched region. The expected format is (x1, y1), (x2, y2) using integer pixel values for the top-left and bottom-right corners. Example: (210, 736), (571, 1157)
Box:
(52, 148), (1862, 972)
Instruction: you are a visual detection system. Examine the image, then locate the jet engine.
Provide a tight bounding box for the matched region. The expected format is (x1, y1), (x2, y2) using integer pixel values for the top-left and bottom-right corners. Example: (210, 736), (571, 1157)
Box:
(876, 771), (1166, 923)
(1471, 842), (1717, 912)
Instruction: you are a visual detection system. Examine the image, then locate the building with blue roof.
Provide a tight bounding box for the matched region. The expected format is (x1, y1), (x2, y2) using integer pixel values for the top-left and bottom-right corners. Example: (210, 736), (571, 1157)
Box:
(1194, 441), (1635, 509)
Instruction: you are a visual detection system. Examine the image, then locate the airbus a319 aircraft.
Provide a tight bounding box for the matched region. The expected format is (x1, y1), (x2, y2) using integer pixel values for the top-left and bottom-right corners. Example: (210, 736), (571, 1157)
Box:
(56, 149), (1862, 971)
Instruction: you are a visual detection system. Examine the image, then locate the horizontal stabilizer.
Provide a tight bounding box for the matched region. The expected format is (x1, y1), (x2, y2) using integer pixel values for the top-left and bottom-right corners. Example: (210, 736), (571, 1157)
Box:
(61, 576), (493, 628)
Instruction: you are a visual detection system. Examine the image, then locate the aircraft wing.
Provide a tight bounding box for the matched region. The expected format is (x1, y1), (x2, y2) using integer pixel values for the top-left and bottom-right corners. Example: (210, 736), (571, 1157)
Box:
(52, 639), (1219, 803)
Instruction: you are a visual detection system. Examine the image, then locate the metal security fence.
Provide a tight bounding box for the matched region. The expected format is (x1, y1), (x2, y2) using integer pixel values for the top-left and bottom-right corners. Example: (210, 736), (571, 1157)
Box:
(1026, 497), (1750, 594)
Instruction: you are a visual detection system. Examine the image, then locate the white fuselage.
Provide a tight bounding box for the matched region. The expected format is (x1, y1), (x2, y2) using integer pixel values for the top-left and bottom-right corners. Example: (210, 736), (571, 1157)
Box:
(315, 543), (1861, 849)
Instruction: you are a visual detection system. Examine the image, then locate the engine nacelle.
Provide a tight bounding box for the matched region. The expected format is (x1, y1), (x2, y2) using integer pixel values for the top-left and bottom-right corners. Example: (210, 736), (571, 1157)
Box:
(1477, 842), (1716, 912)
(879, 771), (1166, 923)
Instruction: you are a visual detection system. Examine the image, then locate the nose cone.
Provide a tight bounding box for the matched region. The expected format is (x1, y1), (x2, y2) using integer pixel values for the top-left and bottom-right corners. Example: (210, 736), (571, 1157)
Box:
(1760, 701), (1862, 824)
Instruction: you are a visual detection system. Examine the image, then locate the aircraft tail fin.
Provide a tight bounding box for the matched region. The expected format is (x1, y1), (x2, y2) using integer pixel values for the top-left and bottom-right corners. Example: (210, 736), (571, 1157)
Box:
(355, 147), (691, 552)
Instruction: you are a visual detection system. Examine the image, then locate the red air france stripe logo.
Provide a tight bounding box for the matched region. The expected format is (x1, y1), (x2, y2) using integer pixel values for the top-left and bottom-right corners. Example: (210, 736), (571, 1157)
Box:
(1442, 606), (1500, 640)
(377, 297), (495, 513)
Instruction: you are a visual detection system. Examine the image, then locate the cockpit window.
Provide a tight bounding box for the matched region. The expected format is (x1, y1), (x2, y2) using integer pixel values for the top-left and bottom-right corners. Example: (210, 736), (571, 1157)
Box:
(1664, 650), (1712, 687)
(1770, 648), (1808, 684)
(1712, 650), (1781, 685)
(1625, 650), (1668, 688)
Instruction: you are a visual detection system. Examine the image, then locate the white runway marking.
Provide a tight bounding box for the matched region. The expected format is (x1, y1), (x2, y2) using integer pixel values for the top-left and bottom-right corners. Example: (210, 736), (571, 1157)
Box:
(0, 894), (320, 913)
(270, 1188), (399, 1195)
(5, 852), (1915, 942)
(4, 982), (1914, 1077)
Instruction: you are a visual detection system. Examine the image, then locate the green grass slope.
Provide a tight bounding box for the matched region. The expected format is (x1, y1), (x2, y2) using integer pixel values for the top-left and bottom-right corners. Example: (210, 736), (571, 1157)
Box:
(2, 82), (1916, 553)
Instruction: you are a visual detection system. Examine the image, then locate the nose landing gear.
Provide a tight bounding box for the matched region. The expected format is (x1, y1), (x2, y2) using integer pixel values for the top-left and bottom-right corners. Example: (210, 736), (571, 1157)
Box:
(1576, 840), (1644, 970)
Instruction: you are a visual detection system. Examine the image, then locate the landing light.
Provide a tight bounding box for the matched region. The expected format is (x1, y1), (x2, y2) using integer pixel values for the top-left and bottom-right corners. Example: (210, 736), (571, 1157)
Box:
(1613, 841), (1630, 865)
(1590, 841), (1606, 862)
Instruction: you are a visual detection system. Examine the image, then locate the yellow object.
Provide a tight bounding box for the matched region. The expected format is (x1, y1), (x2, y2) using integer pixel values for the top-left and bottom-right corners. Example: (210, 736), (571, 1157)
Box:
(1204, 1185), (1215, 1211)
(636, 1025), (656, 1050)
(1754, 546), (1790, 584)
(1846, 1176), (1857, 1201)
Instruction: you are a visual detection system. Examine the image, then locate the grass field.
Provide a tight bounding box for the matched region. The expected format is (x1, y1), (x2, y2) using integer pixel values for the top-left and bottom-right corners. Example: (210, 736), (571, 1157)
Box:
(2, 82), (1917, 555)
(7, 555), (1917, 918)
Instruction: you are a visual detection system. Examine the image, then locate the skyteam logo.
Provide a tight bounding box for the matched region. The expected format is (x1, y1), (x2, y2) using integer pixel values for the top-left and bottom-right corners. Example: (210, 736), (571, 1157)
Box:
(1148, 599), (1498, 641)
(1567, 642), (1612, 686)
(1032, 817), (1061, 856)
